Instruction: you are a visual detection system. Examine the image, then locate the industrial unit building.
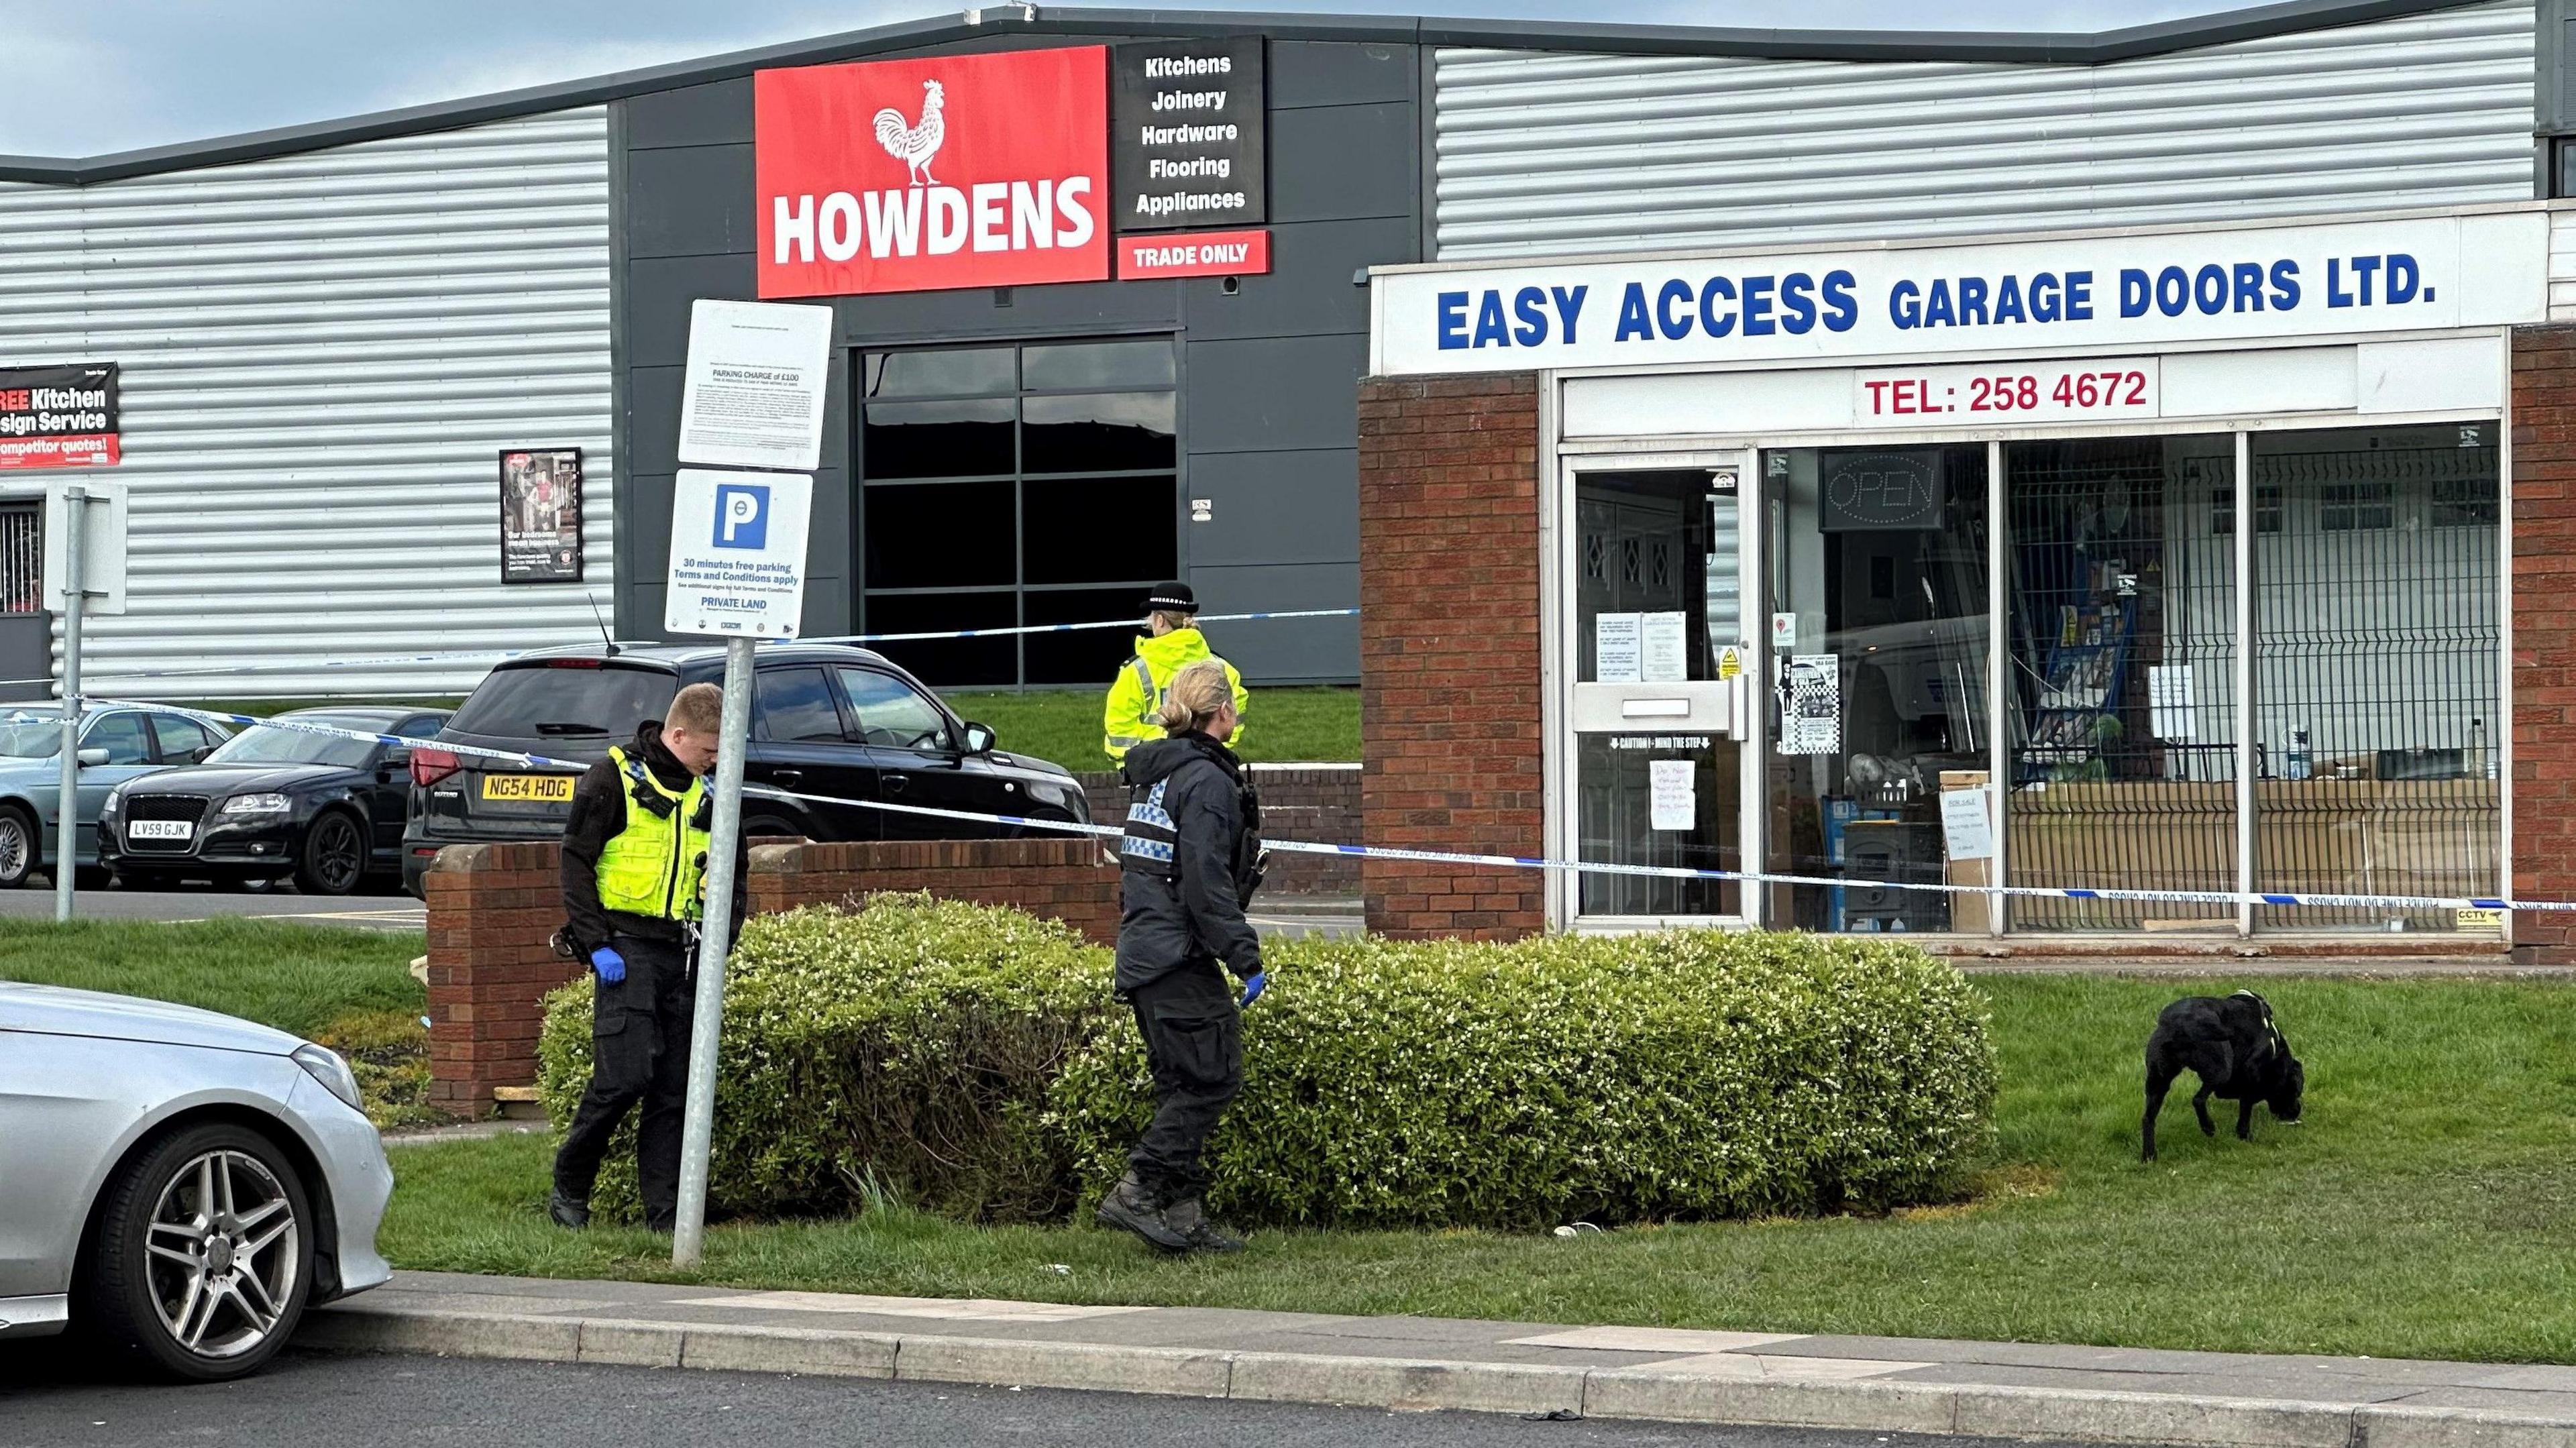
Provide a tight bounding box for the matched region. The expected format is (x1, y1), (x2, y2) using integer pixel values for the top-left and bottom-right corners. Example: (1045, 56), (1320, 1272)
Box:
(8, 0), (2576, 947)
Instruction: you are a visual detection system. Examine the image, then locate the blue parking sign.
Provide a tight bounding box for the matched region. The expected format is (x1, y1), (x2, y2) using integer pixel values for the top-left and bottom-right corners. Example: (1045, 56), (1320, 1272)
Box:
(713, 482), (769, 549)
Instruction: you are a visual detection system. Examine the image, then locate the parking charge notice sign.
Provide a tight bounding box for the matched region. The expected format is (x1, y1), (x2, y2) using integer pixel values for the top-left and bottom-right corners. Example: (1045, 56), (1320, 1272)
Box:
(0, 363), (119, 471)
(665, 469), (813, 638)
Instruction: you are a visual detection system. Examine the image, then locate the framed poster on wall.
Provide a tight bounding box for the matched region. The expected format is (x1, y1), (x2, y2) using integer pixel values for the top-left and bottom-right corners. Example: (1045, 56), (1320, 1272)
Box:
(500, 447), (584, 583)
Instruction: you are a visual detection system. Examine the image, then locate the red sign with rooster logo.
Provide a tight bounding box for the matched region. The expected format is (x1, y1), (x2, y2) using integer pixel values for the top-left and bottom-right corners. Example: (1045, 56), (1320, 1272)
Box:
(756, 48), (1112, 298)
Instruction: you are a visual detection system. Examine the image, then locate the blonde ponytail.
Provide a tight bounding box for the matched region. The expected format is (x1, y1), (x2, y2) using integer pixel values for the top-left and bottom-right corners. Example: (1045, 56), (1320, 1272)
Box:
(1155, 657), (1236, 736)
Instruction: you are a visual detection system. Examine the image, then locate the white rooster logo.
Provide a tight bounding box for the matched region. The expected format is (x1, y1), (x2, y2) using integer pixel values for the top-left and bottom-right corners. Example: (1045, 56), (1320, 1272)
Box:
(873, 78), (947, 187)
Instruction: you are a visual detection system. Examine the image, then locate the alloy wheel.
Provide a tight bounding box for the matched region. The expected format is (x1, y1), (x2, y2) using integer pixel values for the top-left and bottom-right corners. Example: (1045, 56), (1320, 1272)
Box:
(0, 815), (25, 882)
(310, 816), (363, 893)
(143, 1149), (301, 1360)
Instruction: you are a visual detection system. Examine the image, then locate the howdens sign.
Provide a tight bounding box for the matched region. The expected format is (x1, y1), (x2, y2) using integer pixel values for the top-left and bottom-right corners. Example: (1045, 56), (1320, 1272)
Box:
(1370, 213), (2548, 376)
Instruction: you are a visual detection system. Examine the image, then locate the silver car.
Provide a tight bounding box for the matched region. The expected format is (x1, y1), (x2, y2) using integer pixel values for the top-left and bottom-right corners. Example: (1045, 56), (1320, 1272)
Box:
(0, 983), (393, 1380)
(0, 704), (232, 889)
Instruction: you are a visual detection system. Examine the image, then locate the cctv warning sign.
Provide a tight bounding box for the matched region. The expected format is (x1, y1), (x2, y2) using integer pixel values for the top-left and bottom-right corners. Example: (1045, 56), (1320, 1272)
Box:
(755, 48), (1112, 298)
(0, 364), (119, 471)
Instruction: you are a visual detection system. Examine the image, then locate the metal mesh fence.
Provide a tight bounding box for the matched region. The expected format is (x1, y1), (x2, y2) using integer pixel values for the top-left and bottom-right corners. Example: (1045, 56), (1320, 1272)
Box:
(2005, 437), (2237, 931)
(2248, 425), (2500, 932)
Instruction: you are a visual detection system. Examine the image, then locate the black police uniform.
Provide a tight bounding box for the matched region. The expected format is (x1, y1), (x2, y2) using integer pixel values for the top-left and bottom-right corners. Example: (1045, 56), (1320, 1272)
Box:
(1104, 730), (1264, 1243)
(549, 720), (745, 1231)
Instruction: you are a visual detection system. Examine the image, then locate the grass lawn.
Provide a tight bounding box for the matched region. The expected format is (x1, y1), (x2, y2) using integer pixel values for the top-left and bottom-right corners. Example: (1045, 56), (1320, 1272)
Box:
(382, 974), (2576, 1363)
(943, 685), (1358, 772)
(0, 919), (437, 1129)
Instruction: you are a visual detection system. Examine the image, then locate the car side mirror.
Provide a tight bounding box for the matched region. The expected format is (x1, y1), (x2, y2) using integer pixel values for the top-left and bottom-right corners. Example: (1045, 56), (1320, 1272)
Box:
(961, 722), (997, 755)
(76, 747), (109, 767)
(380, 748), (411, 779)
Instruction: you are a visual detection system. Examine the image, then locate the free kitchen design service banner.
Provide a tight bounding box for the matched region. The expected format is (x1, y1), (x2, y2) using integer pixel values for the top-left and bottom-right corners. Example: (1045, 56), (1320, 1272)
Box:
(0, 364), (119, 471)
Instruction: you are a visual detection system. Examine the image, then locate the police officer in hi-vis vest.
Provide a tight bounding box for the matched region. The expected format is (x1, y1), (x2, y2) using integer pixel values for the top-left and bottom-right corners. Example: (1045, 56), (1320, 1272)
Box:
(549, 682), (747, 1232)
(1102, 581), (1250, 766)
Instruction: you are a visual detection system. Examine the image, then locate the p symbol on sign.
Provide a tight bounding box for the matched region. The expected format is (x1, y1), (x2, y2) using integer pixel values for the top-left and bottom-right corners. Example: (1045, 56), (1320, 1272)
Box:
(713, 483), (769, 549)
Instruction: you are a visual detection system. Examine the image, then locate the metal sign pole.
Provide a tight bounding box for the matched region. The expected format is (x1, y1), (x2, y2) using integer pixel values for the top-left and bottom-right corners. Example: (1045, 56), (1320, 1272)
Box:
(54, 487), (85, 924)
(671, 635), (755, 1266)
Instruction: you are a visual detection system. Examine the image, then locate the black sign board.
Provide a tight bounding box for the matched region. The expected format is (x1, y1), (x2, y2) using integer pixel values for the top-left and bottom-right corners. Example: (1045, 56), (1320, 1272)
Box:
(1112, 38), (1265, 232)
(1820, 449), (1945, 532)
(500, 447), (584, 583)
(0, 363), (119, 471)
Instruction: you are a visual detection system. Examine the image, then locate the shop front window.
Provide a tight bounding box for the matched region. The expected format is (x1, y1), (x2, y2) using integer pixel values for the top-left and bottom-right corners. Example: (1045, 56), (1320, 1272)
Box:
(2005, 435), (2237, 932)
(858, 339), (1179, 687)
(2249, 424), (2499, 932)
(1760, 445), (1990, 932)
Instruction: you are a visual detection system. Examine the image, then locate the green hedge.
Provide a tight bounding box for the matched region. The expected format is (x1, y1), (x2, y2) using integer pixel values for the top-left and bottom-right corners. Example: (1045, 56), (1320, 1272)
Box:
(1051, 930), (1994, 1229)
(538, 895), (1114, 1223)
(538, 897), (1995, 1229)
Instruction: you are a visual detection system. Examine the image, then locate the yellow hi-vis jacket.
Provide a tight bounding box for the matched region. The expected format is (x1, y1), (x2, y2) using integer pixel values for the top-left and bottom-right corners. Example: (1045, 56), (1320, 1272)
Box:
(1102, 627), (1248, 764)
(594, 744), (710, 922)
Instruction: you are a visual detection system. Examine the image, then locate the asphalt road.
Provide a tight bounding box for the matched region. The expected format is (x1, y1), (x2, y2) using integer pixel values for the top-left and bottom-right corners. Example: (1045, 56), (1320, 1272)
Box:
(0, 1347), (2094, 1448)
(0, 885), (424, 931)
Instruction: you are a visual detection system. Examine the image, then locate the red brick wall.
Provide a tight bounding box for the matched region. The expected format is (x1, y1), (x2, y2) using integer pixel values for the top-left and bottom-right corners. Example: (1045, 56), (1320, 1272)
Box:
(423, 836), (1118, 1115)
(2514, 326), (2576, 964)
(1356, 374), (1546, 939)
(1078, 765), (1361, 895)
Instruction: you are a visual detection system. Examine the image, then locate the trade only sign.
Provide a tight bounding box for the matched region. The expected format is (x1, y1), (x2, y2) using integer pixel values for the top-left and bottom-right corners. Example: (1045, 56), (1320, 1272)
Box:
(756, 47), (1111, 297)
(1368, 213), (2548, 376)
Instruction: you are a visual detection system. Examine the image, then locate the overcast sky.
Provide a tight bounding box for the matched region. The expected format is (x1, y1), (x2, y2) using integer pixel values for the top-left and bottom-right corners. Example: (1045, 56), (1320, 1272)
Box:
(1, 0), (2247, 157)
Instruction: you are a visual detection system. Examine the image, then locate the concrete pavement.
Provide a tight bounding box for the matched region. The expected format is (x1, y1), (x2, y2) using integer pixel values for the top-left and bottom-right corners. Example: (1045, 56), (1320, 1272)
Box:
(300, 1272), (2576, 1447)
(0, 1344), (2103, 1448)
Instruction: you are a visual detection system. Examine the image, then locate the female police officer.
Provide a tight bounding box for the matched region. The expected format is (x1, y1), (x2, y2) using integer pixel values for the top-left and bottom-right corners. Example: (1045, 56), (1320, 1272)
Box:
(1095, 657), (1266, 1254)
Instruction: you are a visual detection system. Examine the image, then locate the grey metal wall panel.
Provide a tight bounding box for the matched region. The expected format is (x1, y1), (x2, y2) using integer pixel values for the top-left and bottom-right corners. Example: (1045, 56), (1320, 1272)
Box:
(1185, 449), (1361, 567)
(0, 109), (614, 698)
(1179, 217), (1412, 339)
(1191, 561), (1362, 683)
(1184, 335), (1369, 452)
(1271, 103), (1421, 222)
(1270, 39), (1417, 107)
(623, 80), (754, 151)
(1434, 0), (2536, 259)
(623, 145), (757, 258)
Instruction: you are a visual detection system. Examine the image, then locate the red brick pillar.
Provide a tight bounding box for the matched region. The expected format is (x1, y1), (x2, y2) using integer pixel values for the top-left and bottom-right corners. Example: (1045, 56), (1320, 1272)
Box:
(2514, 325), (2576, 963)
(1356, 374), (1546, 940)
(423, 842), (576, 1116)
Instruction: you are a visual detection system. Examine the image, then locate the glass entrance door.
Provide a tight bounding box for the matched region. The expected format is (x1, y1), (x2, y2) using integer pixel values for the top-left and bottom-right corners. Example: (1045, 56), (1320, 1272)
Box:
(1568, 465), (1750, 920)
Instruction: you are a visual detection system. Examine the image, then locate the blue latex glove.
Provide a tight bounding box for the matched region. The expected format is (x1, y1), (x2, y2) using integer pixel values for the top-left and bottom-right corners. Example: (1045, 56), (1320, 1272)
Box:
(1239, 970), (1267, 1007)
(590, 946), (625, 985)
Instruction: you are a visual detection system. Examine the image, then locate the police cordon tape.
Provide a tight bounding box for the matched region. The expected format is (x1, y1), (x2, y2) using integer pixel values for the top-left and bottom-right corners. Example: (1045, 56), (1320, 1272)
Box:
(42, 608), (1364, 684)
(95, 697), (2545, 919)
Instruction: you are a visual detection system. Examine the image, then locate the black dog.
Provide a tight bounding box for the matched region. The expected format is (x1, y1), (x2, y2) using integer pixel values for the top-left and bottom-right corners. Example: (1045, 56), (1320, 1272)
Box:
(2141, 990), (2304, 1162)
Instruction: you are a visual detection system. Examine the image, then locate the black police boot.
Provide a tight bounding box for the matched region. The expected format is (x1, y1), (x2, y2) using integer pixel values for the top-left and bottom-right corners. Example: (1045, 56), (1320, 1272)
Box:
(548, 1188), (590, 1230)
(1095, 1171), (1190, 1253)
(1159, 1194), (1246, 1254)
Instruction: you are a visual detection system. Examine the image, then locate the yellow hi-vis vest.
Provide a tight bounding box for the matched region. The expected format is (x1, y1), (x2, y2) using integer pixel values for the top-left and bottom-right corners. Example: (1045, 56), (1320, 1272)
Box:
(1101, 628), (1249, 764)
(594, 745), (710, 922)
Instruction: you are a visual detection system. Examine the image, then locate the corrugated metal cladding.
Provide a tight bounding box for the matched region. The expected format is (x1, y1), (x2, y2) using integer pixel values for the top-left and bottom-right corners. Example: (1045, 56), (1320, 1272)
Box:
(0, 109), (612, 698)
(1434, 1), (2536, 260)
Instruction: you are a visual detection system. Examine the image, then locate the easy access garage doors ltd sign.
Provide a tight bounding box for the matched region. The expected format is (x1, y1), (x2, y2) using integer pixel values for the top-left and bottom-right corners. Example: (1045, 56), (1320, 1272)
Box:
(755, 42), (1270, 297)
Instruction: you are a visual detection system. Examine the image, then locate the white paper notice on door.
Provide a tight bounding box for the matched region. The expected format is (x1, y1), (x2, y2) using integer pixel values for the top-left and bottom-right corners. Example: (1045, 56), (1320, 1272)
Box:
(1595, 612), (1644, 683)
(1641, 612), (1688, 683)
(1939, 785), (1995, 861)
(1649, 759), (1697, 831)
(2148, 664), (2196, 740)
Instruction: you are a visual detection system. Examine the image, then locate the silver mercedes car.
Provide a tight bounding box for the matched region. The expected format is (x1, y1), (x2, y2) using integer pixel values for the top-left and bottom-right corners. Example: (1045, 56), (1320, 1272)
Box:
(0, 983), (394, 1380)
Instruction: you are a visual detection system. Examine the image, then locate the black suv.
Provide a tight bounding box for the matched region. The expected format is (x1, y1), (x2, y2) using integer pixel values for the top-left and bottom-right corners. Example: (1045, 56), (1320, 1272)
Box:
(400, 643), (1090, 896)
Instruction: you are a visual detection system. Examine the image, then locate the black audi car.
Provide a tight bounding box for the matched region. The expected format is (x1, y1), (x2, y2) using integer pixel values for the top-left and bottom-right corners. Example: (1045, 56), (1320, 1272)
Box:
(100, 706), (452, 894)
(400, 643), (1090, 897)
